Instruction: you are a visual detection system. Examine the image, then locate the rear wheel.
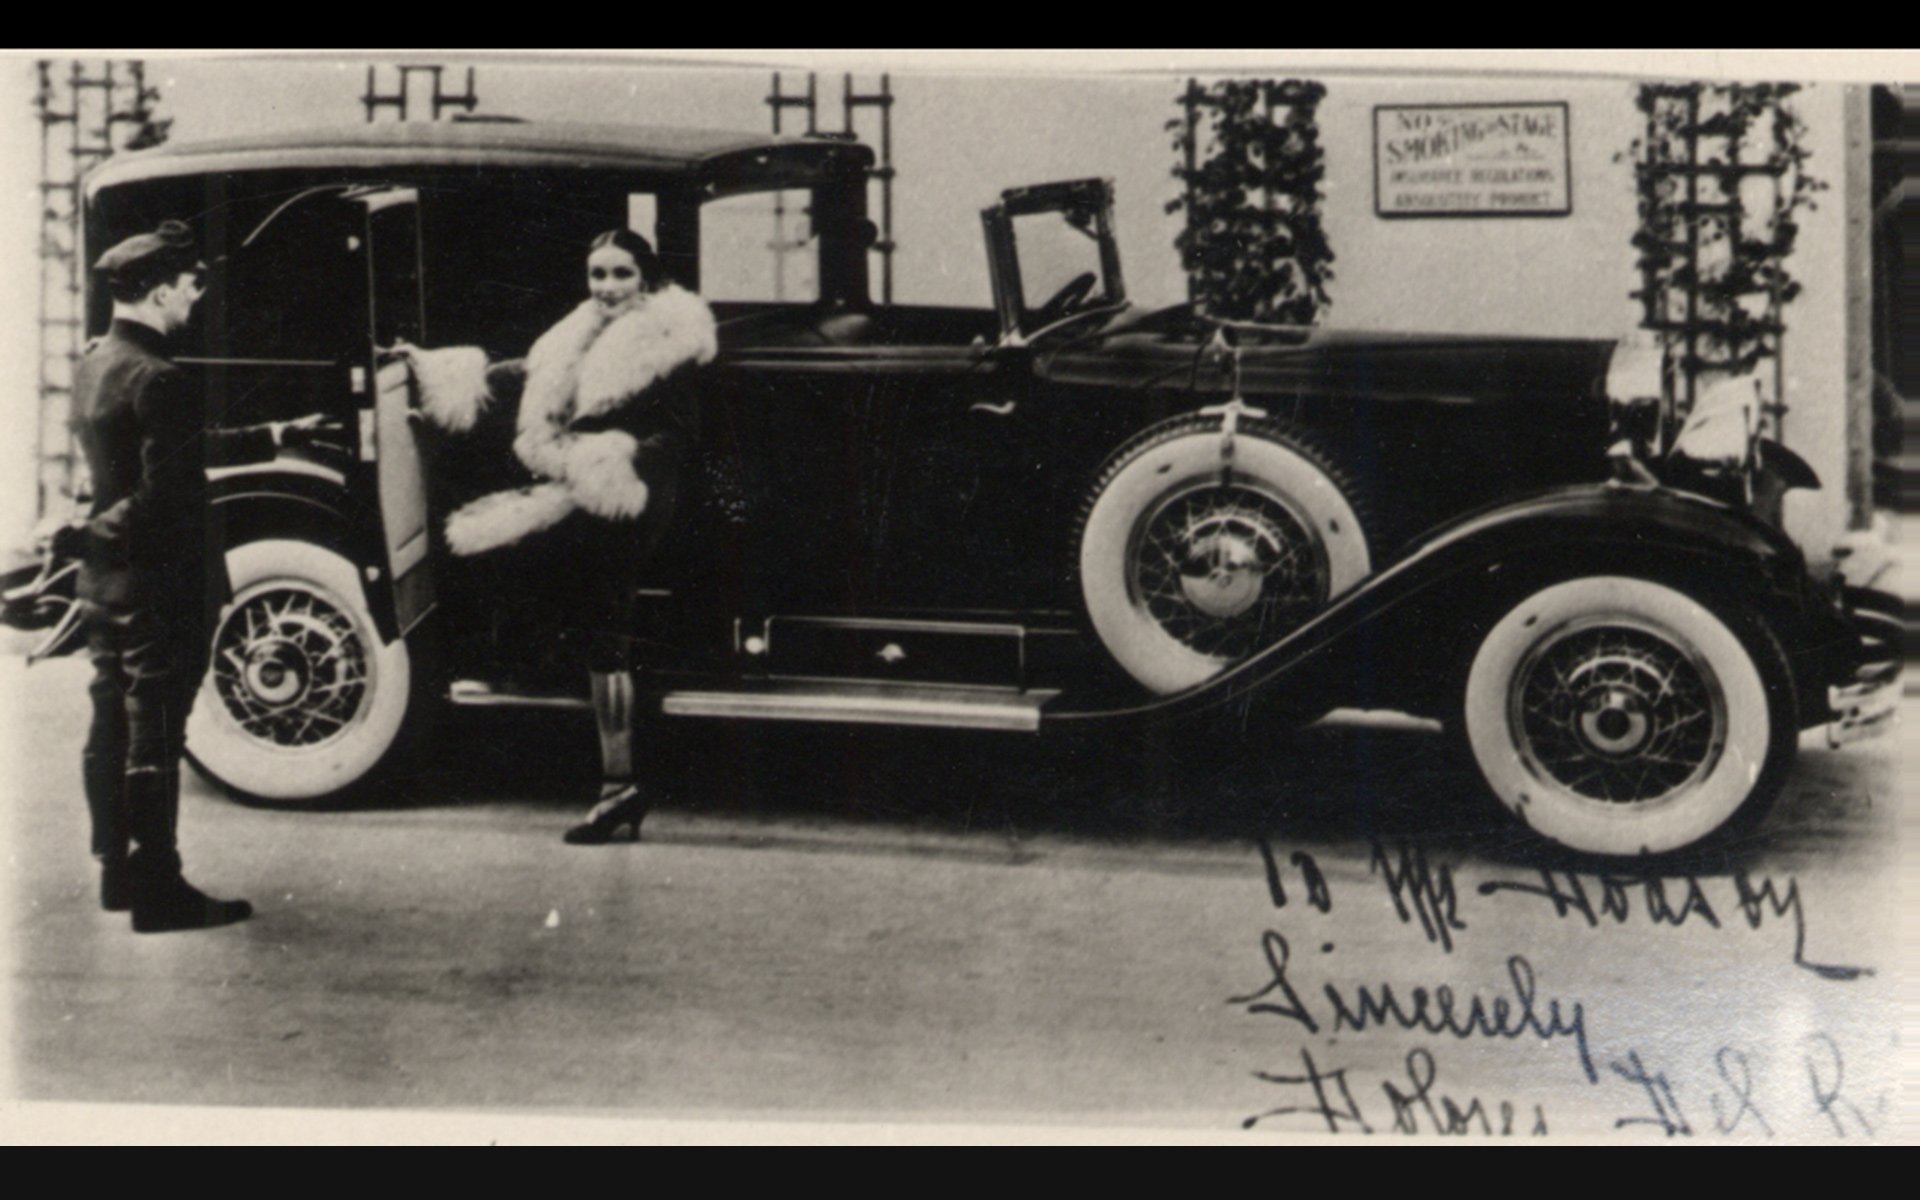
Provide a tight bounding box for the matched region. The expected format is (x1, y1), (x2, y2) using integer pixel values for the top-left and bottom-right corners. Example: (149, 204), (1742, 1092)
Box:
(186, 539), (430, 804)
(1076, 416), (1372, 695)
(1461, 575), (1794, 858)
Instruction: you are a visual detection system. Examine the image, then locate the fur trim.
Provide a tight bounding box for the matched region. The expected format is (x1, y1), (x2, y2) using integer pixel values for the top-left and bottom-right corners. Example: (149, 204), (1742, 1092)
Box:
(445, 482), (577, 557)
(563, 431), (649, 519)
(574, 285), (717, 418)
(409, 346), (493, 433)
(513, 427), (576, 484)
(448, 287), (708, 555)
(513, 300), (604, 479)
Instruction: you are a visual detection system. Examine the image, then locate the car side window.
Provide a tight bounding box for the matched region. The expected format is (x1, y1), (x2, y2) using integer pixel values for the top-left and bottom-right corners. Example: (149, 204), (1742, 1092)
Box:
(218, 193), (364, 361)
(367, 199), (424, 349)
(700, 190), (819, 304)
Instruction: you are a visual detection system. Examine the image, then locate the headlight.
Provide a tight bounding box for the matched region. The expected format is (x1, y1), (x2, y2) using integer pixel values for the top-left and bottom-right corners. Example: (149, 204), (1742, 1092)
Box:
(1672, 373), (1761, 468)
(1604, 338), (1666, 456)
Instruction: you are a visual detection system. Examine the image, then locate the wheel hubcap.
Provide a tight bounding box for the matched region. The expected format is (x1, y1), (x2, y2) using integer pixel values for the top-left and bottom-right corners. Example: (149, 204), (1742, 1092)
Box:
(1511, 620), (1726, 805)
(242, 643), (308, 705)
(1178, 523), (1270, 619)
(1131, 482), (1327, 661)
(211, 585), (369, 748)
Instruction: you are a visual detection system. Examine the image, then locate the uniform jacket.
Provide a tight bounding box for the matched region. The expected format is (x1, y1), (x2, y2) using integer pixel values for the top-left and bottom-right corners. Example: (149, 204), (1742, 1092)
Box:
(72, 319), (274, 607)
(409, 284), (716, 557)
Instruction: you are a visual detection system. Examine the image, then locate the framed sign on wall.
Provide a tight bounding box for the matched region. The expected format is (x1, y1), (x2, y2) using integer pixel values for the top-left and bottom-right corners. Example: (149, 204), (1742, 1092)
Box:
(1374, 102), (1573, 218)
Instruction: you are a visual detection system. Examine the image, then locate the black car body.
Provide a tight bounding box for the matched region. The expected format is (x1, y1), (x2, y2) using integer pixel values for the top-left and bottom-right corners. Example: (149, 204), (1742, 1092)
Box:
(37, 121), (1893, 859)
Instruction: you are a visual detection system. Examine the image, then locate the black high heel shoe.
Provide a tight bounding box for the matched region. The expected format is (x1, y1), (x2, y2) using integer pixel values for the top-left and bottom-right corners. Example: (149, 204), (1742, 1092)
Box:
(563, 784), (650, 845)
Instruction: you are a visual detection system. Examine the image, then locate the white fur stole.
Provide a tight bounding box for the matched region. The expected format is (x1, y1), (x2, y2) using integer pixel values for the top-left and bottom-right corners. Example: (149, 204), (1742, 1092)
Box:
(443, 286), (715, 556)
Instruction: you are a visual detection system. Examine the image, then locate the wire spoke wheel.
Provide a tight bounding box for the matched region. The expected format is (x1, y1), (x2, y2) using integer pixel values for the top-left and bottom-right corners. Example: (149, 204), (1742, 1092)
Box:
(1130, 481), (1328, 662)
(1510, 620), (1726, 806)
(211, 586), (372, 749)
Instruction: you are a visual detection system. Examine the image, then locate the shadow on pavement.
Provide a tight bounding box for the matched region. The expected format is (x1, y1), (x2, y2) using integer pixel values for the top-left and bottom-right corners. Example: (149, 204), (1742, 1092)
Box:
(369, 704), (1642, 871)
(317, 691), (1886, 877)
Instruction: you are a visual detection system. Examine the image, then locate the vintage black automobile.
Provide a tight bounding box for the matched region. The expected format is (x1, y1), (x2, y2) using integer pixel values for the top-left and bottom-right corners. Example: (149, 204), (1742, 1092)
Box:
(39, 121), (1895, 860)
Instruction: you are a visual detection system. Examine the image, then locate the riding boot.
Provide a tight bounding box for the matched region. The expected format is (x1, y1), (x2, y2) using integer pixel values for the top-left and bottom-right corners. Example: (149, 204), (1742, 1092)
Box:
(124, 763), (252, 934)
(564, 670), (649, 844)
(84, 657), (131, 910)
(85, 753), (132, 911)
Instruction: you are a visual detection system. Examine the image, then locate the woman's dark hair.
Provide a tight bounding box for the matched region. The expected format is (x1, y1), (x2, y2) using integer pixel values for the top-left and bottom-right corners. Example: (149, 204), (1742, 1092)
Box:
(589, 229), (666, 292)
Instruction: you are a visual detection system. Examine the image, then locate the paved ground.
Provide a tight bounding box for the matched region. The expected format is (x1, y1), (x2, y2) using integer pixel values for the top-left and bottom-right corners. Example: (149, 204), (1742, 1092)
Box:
(0, 653), (1909, 1143)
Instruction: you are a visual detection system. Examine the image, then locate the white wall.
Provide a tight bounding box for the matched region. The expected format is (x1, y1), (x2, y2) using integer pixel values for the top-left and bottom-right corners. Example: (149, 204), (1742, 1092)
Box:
(0, 63), (38, 553)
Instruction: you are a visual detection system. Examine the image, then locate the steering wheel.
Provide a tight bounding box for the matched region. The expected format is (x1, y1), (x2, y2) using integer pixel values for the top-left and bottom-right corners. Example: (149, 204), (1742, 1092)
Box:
(1030, 271), (1098, 327)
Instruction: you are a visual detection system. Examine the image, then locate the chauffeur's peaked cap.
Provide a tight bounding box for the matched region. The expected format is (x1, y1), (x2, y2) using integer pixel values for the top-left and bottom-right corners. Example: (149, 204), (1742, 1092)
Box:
(93, 219), (203, 283)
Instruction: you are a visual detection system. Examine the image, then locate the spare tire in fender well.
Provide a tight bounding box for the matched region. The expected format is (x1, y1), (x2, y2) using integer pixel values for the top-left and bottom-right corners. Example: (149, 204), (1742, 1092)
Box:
(1071, 412), (1374, 696)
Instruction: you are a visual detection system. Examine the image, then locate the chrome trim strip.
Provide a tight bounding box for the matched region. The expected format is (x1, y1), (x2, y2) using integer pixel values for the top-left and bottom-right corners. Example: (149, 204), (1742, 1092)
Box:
(662, 686), (1051, 732)
(206, 459), (348, 487)
(766, 614), (1026, 637)
(761, 671), (1025, 694)
(448, 682), (591, 712)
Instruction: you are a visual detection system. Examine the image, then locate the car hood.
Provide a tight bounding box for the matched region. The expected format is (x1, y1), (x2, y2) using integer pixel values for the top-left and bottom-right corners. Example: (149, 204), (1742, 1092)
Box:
(1034, 304), (1618, 406)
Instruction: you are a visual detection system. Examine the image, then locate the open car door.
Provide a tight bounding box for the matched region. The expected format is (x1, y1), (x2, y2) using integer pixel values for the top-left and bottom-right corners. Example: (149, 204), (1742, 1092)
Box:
(352, 186), (435, 635)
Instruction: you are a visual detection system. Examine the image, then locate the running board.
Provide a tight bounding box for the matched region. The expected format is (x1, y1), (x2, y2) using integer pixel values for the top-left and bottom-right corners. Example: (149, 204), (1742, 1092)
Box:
(448, 680), (591, 711)
(661, 681), (1057, 732)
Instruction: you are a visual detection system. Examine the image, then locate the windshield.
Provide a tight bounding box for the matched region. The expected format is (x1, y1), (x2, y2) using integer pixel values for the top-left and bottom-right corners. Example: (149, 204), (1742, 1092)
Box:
(1011, 207), (1117, 321)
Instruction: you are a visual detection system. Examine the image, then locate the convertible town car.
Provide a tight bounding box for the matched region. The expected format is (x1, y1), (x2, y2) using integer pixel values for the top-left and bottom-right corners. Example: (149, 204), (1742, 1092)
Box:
(7, 121), (1897, 860)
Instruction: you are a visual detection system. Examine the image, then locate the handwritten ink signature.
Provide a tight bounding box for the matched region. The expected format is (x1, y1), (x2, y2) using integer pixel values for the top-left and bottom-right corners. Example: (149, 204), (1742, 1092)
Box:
(1234, 841), (1885, 1137)
(1231, 931), (1596, 1083)
(1245, 1046), (1548, 1136)
(1475, 867), (1871, 980)
(1609, 1035), (1882, 1138)
(1370, 841), (1465, 952)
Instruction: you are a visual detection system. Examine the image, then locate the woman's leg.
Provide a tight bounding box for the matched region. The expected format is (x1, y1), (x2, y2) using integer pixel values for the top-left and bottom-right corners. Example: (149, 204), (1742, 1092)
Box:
(561, 440), (684, 844)
(563, 662), (647, 843)
(563, 518), (652, 844)
(591, 667), (635, 793)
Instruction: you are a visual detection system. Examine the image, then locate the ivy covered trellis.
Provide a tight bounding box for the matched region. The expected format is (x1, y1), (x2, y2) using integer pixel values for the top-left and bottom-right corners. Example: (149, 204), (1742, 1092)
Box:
(1630, 81), (1825, 446)
(1169, 78), (1334, 324)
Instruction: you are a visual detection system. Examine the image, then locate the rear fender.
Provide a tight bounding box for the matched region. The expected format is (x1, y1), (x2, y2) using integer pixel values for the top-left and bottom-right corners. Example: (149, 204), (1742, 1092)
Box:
(1047, 484), (1842, 726)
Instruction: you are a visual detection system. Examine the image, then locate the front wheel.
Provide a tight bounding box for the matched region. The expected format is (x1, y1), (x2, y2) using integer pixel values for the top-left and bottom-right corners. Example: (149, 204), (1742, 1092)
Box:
(1461, 575), (1795, 859)
(186, 539), (429, 804)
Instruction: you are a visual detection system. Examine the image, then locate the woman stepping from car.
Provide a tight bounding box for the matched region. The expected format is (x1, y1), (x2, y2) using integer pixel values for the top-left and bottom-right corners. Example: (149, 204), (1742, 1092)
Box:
(395, 229), (716, 844)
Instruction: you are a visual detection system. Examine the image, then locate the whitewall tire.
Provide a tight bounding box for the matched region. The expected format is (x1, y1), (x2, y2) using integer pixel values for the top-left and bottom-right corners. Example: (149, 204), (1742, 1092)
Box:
(186, 539), (423, 804)
(1462, 575), (1791, 858)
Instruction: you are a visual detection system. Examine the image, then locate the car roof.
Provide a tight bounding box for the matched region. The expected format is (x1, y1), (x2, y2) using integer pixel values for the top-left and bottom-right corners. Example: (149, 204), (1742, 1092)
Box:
(86, 121), (872, 197)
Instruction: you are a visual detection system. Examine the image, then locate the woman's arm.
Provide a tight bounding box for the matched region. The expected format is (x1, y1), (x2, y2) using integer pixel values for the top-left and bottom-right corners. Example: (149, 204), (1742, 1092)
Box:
(486, 358), (528, 391)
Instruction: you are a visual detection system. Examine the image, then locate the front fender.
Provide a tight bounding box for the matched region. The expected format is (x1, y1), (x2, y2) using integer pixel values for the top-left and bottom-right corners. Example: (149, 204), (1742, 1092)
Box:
(1048, 483), (1846, 726)
(208, 461), (401, 641)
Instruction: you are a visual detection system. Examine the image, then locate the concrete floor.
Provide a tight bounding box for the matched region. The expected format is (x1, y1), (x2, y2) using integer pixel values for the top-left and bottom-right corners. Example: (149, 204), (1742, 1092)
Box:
(1, 654), (1910, 1143)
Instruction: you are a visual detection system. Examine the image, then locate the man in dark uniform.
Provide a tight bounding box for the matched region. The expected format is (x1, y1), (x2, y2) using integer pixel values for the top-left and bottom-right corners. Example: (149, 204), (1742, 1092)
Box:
(75, 220), (332, 932)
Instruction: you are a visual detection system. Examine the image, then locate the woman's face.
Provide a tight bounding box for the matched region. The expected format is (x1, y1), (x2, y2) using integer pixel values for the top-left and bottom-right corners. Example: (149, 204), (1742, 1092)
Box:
(587, 244), (645, 316)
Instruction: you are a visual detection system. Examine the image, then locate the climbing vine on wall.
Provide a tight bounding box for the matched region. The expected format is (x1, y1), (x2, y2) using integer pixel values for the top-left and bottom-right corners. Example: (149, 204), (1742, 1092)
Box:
(1169, 78), (1334, 324)
(1629, 81), (1825, 435)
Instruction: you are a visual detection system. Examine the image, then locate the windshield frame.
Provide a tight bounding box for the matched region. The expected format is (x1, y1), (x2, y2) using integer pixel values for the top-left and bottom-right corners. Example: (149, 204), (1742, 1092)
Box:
(981, 177), (1127, 345)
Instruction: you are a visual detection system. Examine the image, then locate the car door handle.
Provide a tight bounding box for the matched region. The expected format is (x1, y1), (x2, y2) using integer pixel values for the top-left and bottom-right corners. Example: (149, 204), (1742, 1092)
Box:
(970, 400), (1017, 417)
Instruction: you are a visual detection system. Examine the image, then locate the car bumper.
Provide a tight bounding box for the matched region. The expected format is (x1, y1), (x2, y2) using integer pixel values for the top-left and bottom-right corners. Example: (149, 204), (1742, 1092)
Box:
(1824, 584), (1901, 748)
